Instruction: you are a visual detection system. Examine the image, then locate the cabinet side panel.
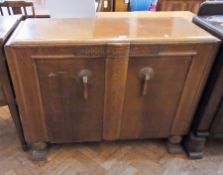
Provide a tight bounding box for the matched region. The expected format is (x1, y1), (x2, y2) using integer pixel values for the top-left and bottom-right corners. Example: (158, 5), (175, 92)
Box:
(171, 43), (219, 135)
(5, 47), (48, 142)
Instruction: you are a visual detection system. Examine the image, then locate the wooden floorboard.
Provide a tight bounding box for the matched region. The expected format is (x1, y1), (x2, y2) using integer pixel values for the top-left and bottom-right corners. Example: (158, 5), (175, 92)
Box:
(0, 106), (223, 175)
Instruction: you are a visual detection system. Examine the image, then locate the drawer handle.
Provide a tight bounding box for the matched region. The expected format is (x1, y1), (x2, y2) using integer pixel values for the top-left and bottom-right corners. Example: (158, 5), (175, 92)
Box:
(82, 75), (88, 100)
(139, 67), (154, 97)
(78, 69), (92, 100)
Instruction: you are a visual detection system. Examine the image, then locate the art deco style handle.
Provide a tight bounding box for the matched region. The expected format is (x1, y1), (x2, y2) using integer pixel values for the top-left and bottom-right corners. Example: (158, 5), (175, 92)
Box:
(78, 70), (92, 100)
(139, 67), (154, 97)
(142, 73), (150, 97)
(82, 75), (88, 100)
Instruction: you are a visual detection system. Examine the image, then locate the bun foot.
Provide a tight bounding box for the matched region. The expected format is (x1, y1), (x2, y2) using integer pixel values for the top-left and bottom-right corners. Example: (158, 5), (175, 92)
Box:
(31, 142), (48, 161)
(167, 136), (184, 154)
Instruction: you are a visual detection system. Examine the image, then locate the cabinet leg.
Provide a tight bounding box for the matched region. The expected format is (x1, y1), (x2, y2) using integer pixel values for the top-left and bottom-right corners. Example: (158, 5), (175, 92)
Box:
(183, 132), (206, 159)
(167, 136), (183, 154)
(22, 143), (29, 151)
(31, 142), (48, 161)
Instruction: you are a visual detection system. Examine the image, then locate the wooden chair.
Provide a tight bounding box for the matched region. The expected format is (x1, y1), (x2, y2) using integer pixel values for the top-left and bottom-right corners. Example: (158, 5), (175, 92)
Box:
(0, 1), (35, 17)
(96, 0), (103, 12)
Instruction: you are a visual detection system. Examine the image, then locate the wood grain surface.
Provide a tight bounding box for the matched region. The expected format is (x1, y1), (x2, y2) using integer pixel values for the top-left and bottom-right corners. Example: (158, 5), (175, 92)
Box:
(1, 106), (223, 174)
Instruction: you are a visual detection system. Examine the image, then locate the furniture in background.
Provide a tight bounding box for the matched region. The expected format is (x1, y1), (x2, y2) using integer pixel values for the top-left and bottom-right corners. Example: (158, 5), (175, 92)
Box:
(0, 0), (35, 17)
(184, 1), (223, 159)
(0, 15), (26, 150)
(5, 14), (218, 160)
(0, 0), (49, 18)
(157, 0), (205, 13)
(97, 0), (204, 12)
(97, 0), (114, 11)
(97, 11), (195, 21)
(114, 0), (129, 11)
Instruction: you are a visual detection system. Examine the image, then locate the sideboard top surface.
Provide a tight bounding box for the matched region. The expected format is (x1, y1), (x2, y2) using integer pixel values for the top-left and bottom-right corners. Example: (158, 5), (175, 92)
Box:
(0, 15), (22, 43)
(8, 17), (219, 46)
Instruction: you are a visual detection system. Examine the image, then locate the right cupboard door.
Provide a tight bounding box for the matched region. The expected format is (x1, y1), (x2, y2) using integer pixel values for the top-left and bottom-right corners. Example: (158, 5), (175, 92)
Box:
(120, 56), (191, 139)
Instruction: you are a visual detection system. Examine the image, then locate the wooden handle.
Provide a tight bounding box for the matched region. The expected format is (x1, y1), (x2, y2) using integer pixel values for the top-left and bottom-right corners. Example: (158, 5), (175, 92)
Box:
(142, 74), (150, 97)
(82, 75), (88, 100)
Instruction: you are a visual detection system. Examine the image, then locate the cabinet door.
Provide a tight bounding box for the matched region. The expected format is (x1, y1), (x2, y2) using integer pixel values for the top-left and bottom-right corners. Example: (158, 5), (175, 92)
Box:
(120, 57), (191, 139)
(36, 58), (105, 143)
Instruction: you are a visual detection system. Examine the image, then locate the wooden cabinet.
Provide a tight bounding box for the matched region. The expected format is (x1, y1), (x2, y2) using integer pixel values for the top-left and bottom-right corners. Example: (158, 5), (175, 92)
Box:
(5, 16), (219, 160)
(0, 16), (27, 149)
(157, 0), (205, 13)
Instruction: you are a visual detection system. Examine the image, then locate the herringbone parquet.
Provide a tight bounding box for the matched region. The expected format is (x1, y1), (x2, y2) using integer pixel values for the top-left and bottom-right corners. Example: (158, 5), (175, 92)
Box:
(1, 106), (223, 175)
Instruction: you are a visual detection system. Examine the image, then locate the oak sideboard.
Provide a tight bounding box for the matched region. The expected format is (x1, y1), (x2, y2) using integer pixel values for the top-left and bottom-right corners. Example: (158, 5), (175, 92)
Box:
(5, 17), (219, 160)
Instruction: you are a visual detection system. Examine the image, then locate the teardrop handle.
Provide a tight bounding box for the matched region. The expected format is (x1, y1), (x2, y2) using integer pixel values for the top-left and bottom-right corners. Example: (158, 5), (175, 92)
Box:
(139, 67), (154, 97)
(142, 73), (150, 96)
(78, 69), (92, 100)
(82, 75), (88, 100)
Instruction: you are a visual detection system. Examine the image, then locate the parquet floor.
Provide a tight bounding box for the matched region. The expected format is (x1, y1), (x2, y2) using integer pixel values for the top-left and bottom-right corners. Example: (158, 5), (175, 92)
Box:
(1, 106), (223, 175)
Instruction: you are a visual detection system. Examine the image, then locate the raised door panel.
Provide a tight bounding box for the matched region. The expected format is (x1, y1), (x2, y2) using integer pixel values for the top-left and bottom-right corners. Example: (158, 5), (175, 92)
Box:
(35, 58), (105, 143)
(120, 56), (191, 139)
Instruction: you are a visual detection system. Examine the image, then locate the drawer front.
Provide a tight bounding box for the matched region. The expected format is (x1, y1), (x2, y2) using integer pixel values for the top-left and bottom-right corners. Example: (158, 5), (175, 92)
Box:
(120, 56), (191, 139)
(35, 58), (105, 143)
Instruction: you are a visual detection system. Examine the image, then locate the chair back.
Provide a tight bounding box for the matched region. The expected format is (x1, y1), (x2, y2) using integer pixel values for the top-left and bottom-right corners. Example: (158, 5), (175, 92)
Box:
(0, 1), (35, 17)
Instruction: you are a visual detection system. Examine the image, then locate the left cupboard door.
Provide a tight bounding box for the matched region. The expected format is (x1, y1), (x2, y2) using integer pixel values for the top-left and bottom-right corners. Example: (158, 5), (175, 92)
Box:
(34, 57), (105, 143)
